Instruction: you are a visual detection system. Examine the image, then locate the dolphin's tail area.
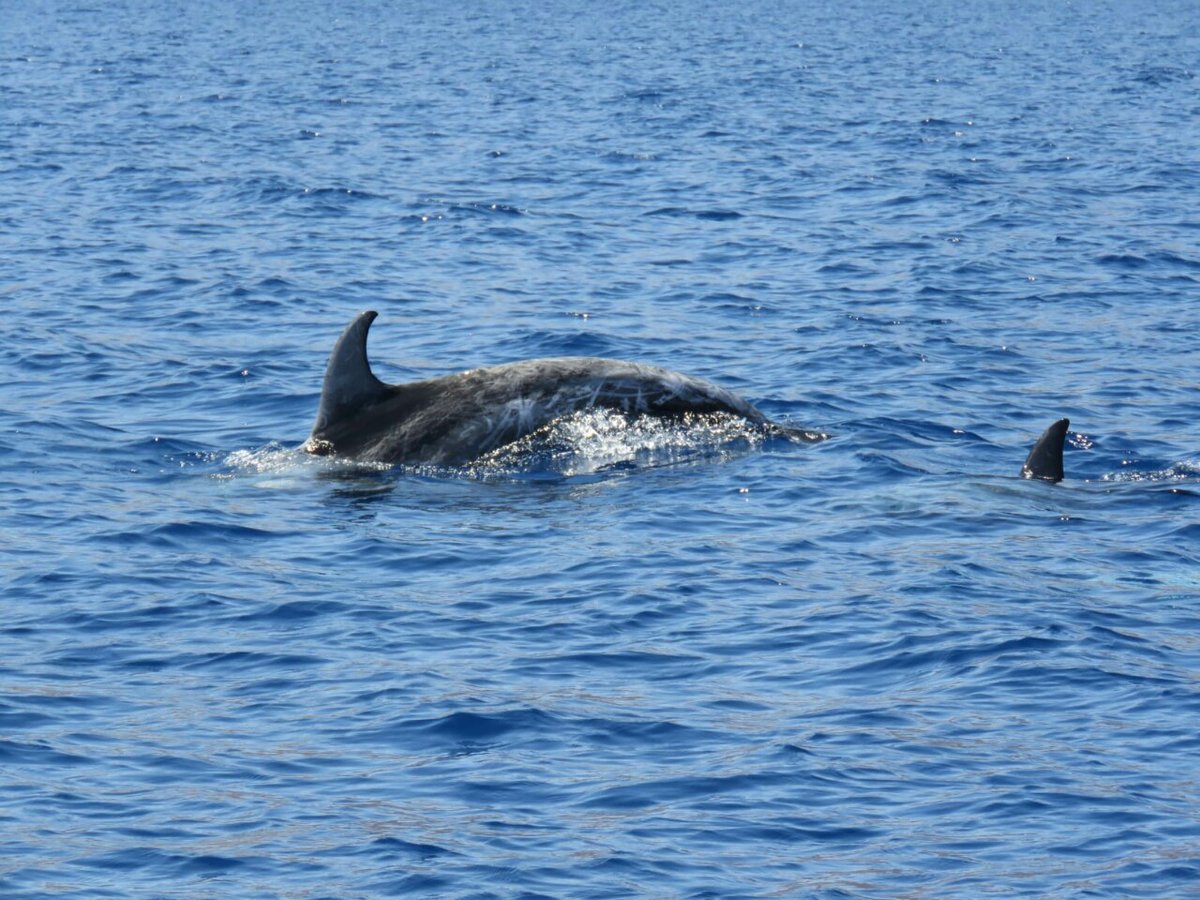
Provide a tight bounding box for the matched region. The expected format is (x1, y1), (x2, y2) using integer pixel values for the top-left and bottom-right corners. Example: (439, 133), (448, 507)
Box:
(310, 310), (392, 439)
(1021, 418), (1069, 483)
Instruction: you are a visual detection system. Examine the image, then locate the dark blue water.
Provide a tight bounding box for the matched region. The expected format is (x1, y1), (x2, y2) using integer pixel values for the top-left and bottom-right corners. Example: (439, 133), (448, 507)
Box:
(3, 0), (1199, 896)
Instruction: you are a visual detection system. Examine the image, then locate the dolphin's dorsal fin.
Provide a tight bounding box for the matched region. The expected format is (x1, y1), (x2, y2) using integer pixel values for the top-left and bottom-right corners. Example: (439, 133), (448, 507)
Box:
(1022, 418), (1069, 483)
(311, 310), (392, 436)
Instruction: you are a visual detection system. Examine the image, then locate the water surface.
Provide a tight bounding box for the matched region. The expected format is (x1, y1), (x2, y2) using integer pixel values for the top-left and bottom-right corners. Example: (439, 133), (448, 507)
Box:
(2, 0), (1199, 896)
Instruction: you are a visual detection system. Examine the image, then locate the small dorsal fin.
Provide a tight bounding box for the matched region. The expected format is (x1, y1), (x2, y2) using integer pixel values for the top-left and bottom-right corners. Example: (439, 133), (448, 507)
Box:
(311, 310), (392, 436)
(1022, 418), (1069, 483)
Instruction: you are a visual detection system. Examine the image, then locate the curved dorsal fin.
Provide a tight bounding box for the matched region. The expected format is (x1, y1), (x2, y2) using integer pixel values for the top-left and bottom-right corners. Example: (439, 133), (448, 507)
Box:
(311, 310), (392, 436)
(1022, 418), (1069, 483)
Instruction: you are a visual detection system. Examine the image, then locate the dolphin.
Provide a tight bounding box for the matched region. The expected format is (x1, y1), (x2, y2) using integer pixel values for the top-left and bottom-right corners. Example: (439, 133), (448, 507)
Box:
(303, 311), (828, 465)
(1022, 418), (1069, 483)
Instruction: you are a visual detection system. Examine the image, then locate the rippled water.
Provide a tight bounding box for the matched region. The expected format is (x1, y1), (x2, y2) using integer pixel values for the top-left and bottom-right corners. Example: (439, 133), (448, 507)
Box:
(3, 0), (1199, 896)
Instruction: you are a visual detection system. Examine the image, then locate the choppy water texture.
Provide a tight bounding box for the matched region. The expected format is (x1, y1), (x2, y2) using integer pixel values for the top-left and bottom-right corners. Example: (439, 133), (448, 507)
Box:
(3, 0), (1200, 896)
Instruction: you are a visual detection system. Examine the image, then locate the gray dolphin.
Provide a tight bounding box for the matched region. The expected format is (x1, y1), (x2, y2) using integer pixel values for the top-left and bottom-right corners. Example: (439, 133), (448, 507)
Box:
(1022, 418), (1069, 483)
(303, 311), (828, 465)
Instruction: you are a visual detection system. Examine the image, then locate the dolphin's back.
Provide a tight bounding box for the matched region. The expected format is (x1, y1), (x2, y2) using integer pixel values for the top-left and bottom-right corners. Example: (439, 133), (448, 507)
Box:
(315, 356), (769, 465)
(305, 311), (821, 465)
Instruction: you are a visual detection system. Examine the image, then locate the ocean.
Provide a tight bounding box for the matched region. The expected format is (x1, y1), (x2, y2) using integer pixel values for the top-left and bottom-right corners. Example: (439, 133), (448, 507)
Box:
(2, 0), (1199, 896)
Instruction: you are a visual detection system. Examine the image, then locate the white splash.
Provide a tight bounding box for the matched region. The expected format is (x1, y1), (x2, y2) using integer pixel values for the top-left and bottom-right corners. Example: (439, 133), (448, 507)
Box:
(221, 443), (390, 488)
(1100, 460), (1200, 483)
(465, 408), (768, 479)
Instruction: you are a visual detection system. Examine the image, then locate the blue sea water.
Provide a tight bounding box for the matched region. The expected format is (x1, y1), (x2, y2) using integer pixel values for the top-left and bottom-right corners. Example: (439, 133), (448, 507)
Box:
(2, 0), (1200, 895)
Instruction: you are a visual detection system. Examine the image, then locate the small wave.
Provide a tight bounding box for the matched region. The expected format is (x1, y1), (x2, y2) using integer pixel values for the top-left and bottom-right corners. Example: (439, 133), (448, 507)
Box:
(358, 707), (560, 752)
(644, 206), (743, 220)
(221, 443), (390, 487)
(222, 443), (306, 475)
(519, 329), (624, 357)
(444, 200), (526, 217)
(75, 846), (257, 876)
(1100, 461), (1200, 483)
(1117, 64), (1195, 89)
(1097, 253), (1150, 269)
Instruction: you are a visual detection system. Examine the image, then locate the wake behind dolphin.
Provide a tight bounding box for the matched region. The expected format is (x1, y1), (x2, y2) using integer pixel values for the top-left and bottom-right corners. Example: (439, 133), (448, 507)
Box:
(303, 311), (827, 466)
